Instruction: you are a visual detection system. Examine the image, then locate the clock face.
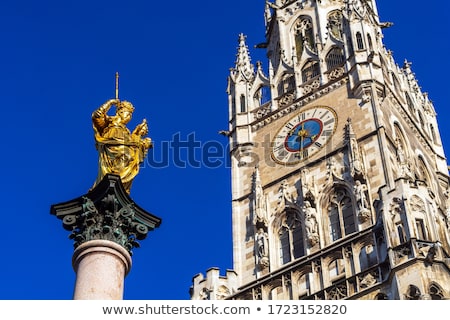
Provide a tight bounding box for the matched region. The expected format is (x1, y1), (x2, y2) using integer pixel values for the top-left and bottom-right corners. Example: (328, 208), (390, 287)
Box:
(271, 106), (337, 165)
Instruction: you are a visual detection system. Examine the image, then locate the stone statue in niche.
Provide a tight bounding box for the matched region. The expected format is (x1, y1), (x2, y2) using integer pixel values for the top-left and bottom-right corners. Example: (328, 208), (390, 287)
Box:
(275, 179), (296, 215)
(252, 166), (268, 225)
(445, 188), (450, 232)
(346, 118), (365, 179)
(354, 180), (371, 222)
(303, 201), (319, 246)
(395, 138), (414, 182)
(255, 228), (270, 268)
(300, 168), (317, 202)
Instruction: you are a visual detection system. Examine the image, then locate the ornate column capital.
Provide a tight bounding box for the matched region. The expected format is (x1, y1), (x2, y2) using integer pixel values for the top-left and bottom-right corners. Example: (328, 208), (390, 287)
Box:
(50, 174), (162, 255)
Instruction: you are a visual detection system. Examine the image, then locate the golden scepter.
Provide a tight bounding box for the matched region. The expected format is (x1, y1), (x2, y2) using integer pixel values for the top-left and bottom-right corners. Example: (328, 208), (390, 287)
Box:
(115, 72), (120, 104)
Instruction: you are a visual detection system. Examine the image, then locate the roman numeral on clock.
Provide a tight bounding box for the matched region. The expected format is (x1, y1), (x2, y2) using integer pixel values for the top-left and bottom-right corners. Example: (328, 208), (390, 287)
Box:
(323, 118), (335, 126)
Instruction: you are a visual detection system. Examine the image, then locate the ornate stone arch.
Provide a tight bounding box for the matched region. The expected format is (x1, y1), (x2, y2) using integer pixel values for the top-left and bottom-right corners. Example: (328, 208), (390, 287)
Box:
(272, 206), (306, 266)
(416, 155), (432, 189)
(320, 183), (357, 243)
(266, 277), (284, 299)
(293, 15), (315, 59)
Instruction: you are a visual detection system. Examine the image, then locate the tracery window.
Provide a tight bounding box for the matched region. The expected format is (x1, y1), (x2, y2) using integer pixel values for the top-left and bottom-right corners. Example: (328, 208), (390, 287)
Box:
(294, 16), (315, 58)
(328, 188), (356, 241)
(279, 210), (305, 265)
(328, 10), (343, 40)
(301, 61), (320, 83)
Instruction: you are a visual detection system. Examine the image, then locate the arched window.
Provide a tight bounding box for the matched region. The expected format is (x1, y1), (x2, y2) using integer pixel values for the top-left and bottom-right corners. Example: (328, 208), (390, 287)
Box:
(231, 96), (236, 115)
(356, 32), (364, 50)
(328, 188), (356, 241)
(397, 223), (406, 243)
(298, 272), (312, 299)
(405, 93), (415, 115)
(328, 258), (345, 283)
(418, 112), (425, 128)
(326, 47), (345, 71)
(301, 61), (320, 83)
(359, 245), (377, 270)
(375, 293), (388, 300)
(417, 156), (431, 187)
(328, 11), (343, 40)
(367, 34), (373, 51)
(278, 74), (296, 96)
(254, 85), (271, 107)
(405, 285), (421, 300)
(294, 16), (315, 58)
(240, 94), (246, 113)
(392, 75), (401, 95)
(429, 124), (438, 144)
(429, 283), (444, 300)
(278, 210), (305, 265)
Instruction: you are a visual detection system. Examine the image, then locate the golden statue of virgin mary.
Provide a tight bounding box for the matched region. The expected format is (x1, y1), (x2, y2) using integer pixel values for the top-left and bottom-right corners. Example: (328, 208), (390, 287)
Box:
(91, 98), (152, 193)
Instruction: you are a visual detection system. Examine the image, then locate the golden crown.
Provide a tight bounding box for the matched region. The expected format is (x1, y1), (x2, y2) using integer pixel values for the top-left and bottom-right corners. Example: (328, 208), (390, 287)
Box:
(118, 100), (134, 112)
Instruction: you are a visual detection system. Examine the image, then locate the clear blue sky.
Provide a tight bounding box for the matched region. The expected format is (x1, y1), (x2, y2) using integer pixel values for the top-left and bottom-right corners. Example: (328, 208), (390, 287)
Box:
(0, 1), (449, 300)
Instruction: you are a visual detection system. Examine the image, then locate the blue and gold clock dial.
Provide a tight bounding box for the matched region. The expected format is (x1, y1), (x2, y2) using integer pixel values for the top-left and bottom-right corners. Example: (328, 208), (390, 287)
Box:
(271, 106), (337, 165)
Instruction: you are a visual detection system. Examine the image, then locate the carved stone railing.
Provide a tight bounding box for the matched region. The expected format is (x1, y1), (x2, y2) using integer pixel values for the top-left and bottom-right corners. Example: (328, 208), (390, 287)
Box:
(227, 228), (390, 300)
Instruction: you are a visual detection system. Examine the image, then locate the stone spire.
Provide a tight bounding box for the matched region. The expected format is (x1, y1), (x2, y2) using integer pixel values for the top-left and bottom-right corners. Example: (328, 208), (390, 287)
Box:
(233, 33), (254, 80)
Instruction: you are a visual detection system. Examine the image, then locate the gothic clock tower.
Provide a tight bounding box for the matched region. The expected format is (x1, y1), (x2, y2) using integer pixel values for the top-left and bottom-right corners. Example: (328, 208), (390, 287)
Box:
(191, 0), (450, 300)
